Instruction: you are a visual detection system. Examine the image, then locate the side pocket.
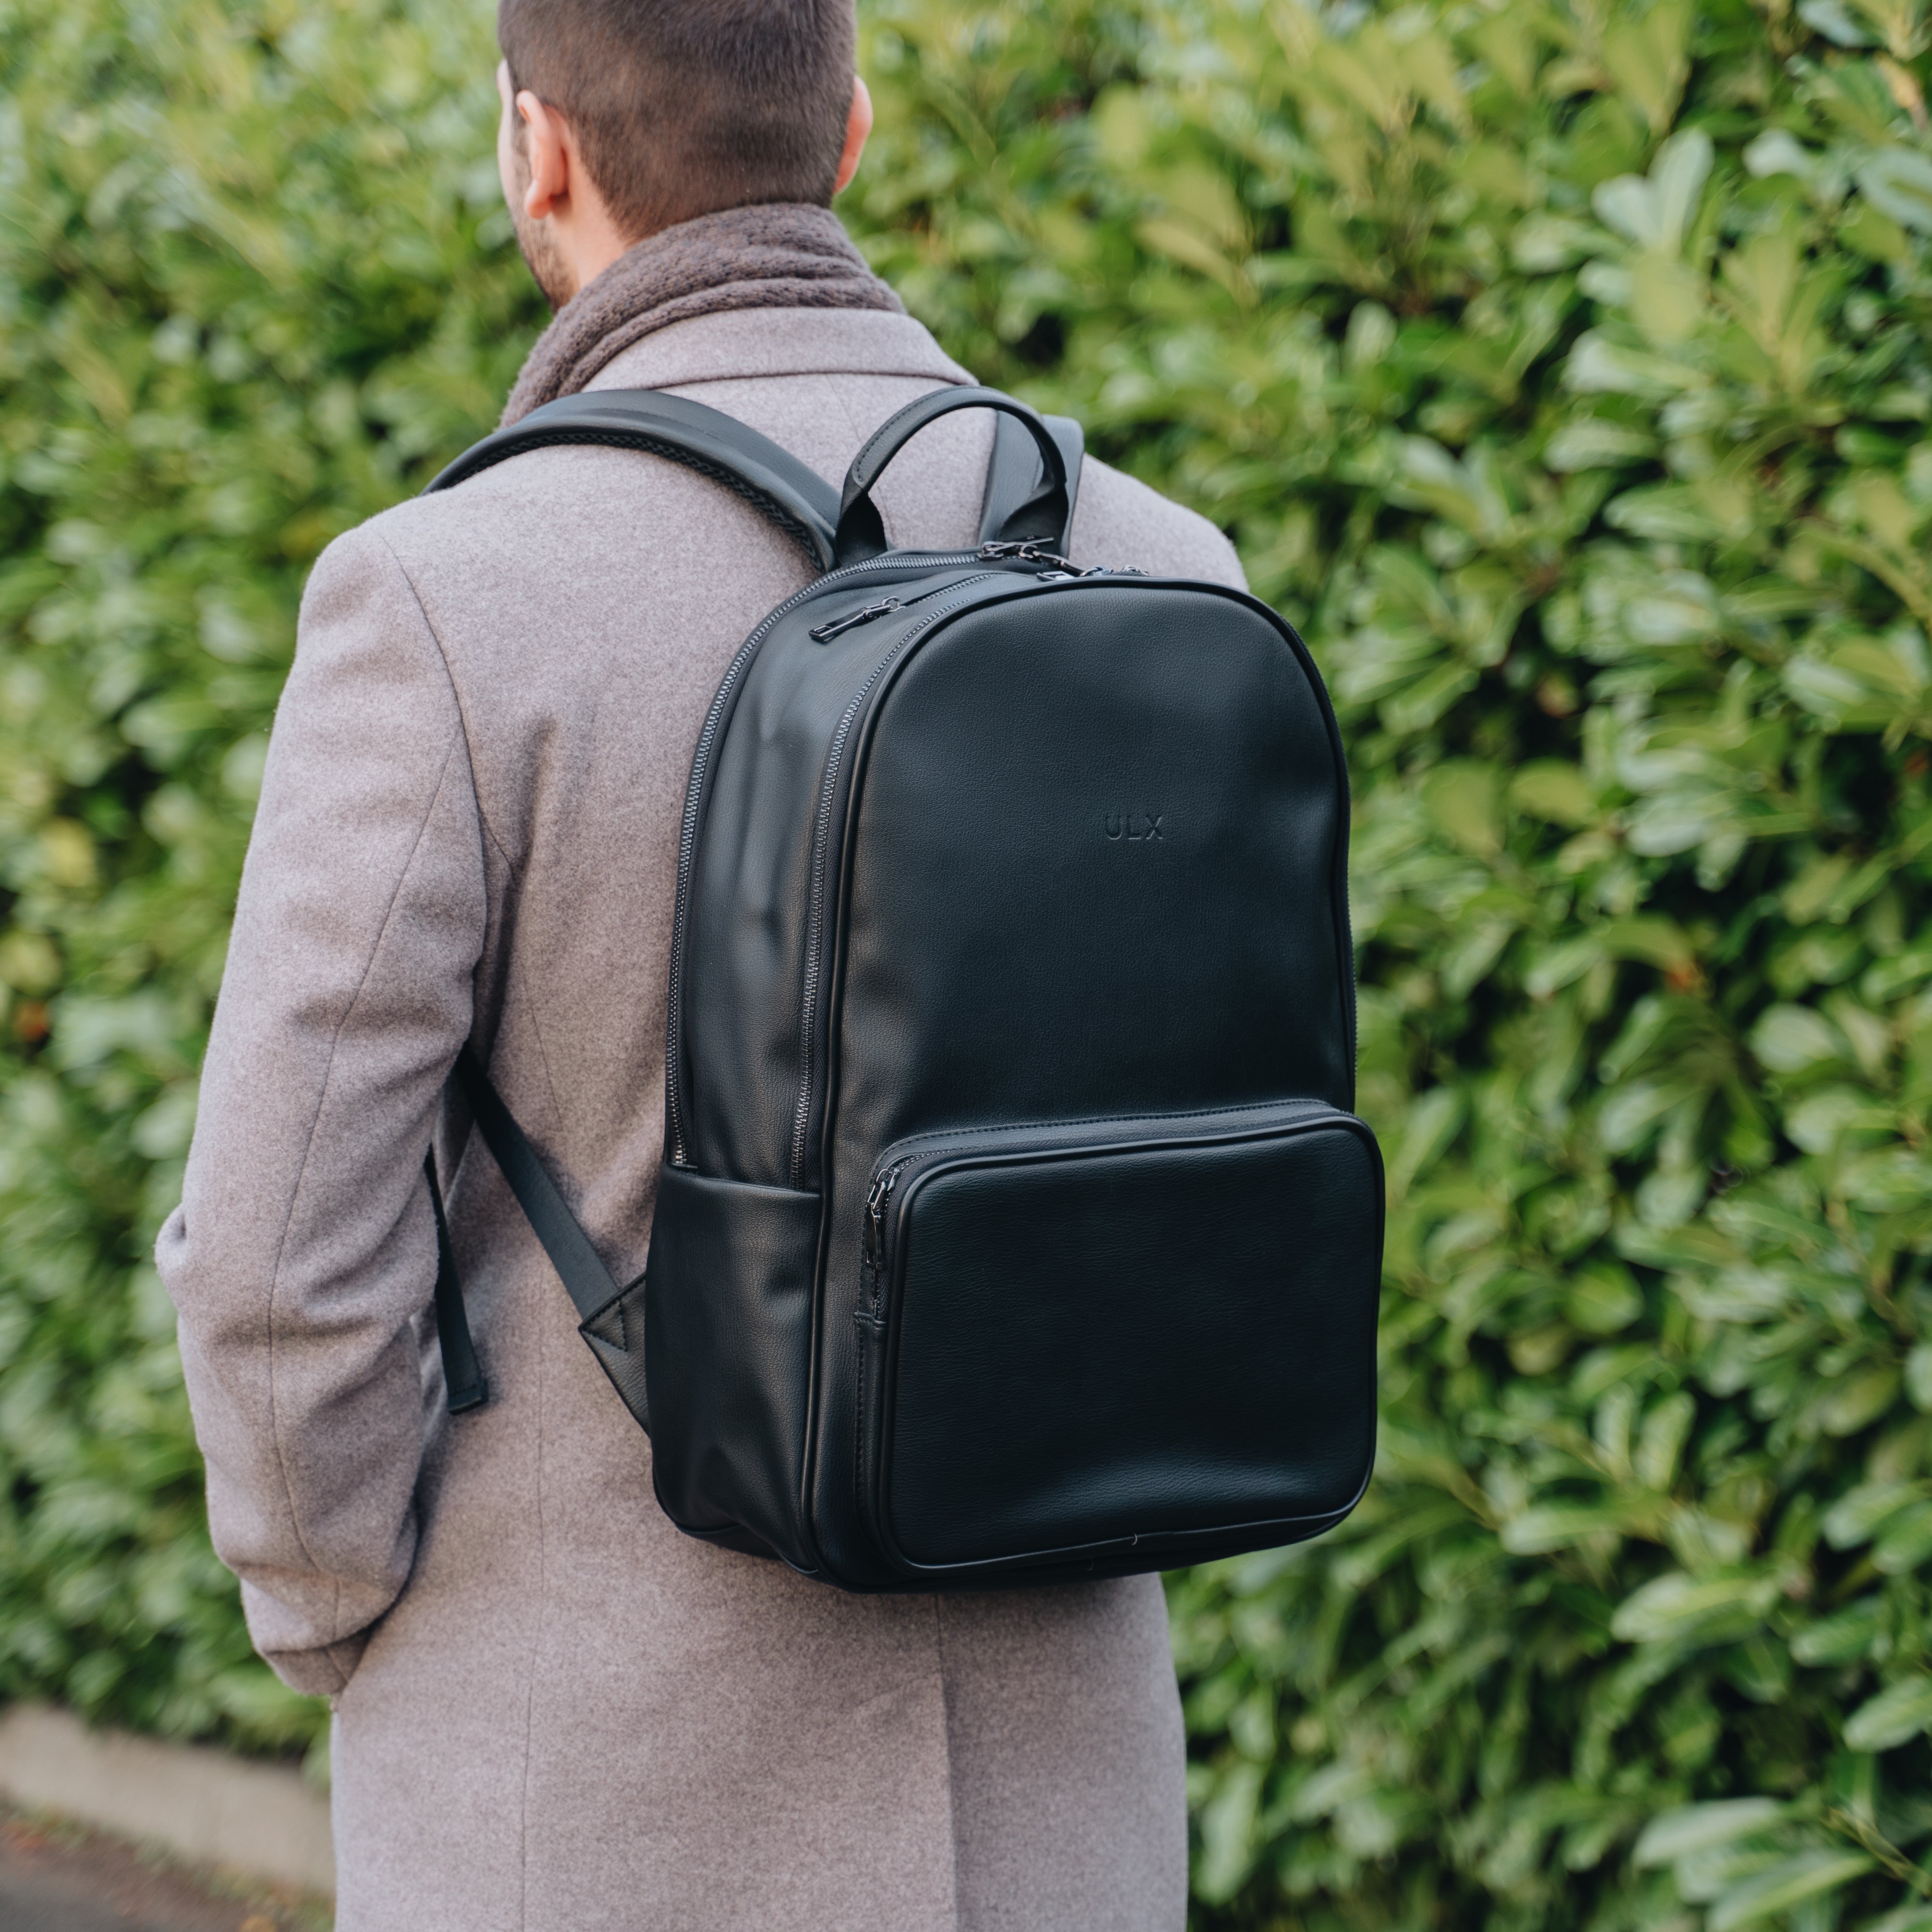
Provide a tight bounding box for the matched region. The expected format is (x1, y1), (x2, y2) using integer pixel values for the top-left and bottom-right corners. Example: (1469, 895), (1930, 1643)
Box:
(643, 1164), (823, 1573)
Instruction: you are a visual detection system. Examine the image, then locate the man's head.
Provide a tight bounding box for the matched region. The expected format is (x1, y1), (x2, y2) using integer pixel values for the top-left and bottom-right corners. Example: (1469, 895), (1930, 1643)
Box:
(497, 0), (872, 310)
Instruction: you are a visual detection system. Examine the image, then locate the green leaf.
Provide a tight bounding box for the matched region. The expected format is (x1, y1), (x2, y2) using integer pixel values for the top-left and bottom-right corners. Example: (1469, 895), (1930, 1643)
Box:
(1790, 1597), (1882, 1666)
(1749, 1004), (1846, 1072)
(1634, 1798), (1786, 1866)
(1423, 760), (1505, 855)
(1544, 420), (1660, 471)
(1511, 760), (1599, 828)
(1907, 1342), (1932, 1412)
(1857, 148), (1932, 234)
(1602, 918), (1697, 972)
(1821, 1479), (1929, 1548)
(1502, 1502), (1635, 1552)
(1566, 1261), (1645, 1335)
(1817, 1364), (1902, 1436)
(1387, 1086), (1464, 1199)
(1610, 1572), (1776, 1645)
(1874, 1500), (1932, 1573)
(1195, 1761), (1265, 1902)
(1592, 129), (1713, 254)
(1707, 1850), (1875, 1931)
(1844, 1675), (1932, 1751)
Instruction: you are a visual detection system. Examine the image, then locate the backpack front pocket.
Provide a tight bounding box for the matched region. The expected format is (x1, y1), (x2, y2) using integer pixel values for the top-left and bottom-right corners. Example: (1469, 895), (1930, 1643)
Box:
(852, 1103), (1384, 1580)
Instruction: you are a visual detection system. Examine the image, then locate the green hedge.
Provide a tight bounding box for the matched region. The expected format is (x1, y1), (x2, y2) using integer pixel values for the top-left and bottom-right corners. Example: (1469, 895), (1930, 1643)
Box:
(3, 0), (1932, 1924)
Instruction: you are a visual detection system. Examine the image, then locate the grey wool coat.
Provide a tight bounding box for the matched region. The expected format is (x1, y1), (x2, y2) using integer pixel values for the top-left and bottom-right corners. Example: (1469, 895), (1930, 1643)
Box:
(158, 305), (1248, 1931)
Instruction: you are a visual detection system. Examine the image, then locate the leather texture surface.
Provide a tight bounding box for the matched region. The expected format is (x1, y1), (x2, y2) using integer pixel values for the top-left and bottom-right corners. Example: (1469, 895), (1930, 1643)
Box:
(870, 1112), (1381, 1572)
(838, 585), (1353, 1144)
(643, 1161), (822, 1572)
(680, 564), (1027, 1186)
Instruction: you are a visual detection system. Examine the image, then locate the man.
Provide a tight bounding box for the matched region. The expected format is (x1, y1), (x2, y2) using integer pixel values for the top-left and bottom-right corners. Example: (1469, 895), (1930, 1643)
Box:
(159, 2), (1247, 1925)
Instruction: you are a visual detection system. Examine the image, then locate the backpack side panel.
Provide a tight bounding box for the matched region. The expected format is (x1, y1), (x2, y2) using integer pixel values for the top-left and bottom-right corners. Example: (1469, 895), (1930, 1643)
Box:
(677, 626), (864, 1187)
(642, 1162), (823, 1572)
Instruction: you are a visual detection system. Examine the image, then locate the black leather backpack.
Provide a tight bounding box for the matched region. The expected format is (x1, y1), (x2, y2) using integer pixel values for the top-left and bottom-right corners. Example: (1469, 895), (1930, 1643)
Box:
(423, 384), (1384, 1591)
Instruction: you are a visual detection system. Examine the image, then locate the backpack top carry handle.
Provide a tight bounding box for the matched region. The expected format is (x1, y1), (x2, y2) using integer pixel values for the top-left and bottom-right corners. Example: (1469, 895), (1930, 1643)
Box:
(834, 386), (1072, 567)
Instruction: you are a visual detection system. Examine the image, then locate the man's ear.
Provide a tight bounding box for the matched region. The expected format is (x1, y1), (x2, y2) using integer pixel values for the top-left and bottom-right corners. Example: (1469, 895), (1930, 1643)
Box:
(835, 76), (873, 195)
(517, 88), (573, 220)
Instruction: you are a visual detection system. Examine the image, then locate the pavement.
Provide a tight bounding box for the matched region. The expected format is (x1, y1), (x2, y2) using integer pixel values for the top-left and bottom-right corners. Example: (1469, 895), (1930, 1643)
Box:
(0, 1813), (326, 1932)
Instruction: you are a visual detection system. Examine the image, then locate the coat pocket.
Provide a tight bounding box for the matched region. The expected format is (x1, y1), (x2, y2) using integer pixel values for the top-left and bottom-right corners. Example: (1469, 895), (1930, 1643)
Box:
(643, 1163), (824, 1572)
(855, 1103), (1383, 1580)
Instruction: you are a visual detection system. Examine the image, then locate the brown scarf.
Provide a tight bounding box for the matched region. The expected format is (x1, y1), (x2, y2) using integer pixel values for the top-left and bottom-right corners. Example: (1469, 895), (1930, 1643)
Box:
(500, 202), (904, 426)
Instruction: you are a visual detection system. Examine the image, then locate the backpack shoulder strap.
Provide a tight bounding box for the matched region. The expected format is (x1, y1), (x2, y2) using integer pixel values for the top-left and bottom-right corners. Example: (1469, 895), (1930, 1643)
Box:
(426, 386), (1085, 566)
(425, 1047), (642, 1422)
(424, 389), (844, 569)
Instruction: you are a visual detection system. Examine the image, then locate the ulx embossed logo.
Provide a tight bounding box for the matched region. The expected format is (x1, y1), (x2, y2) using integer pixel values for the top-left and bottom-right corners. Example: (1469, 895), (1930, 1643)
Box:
(1105, 811), (1165, 842)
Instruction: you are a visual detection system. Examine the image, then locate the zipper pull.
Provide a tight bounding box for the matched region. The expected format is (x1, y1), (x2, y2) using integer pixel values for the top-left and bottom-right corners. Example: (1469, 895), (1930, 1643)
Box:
(978, 540), (1076, 568)
(864, 1164), (902, 1273)
(810, 598), (902, 643)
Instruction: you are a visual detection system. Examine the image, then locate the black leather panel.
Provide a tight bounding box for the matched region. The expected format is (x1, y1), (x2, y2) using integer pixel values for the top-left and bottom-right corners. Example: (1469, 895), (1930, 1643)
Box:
(808, 580), (1354, 1587)
(643, 1163), (822, 1571)
(833, 584), (1350, 1156)
(874, 1114), (1381, 1573)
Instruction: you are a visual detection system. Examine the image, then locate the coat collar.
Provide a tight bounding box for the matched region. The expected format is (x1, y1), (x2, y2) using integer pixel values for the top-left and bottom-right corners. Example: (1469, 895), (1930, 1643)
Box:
(586, 307), (977, 395)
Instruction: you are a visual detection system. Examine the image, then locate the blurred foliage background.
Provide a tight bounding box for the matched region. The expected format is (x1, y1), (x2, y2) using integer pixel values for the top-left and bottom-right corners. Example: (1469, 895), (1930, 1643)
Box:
(2, 0), (1932, 1925)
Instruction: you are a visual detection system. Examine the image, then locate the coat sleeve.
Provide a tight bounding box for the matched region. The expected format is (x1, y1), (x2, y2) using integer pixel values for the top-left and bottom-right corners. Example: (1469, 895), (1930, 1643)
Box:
(156, 521), (486, 1695)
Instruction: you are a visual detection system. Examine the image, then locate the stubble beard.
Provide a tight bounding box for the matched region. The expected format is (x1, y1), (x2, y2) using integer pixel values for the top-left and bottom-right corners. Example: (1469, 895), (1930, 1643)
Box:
(508, 155), (576, 312)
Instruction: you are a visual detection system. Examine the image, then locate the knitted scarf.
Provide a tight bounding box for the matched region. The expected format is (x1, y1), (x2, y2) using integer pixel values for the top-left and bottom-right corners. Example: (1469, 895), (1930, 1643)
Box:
(500, 202), (903, 426)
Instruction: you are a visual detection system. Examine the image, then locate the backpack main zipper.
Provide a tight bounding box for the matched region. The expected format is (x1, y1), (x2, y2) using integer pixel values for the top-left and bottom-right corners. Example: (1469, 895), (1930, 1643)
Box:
(664, 544), (1064, 1168)
(786, 575), (1007, 1186)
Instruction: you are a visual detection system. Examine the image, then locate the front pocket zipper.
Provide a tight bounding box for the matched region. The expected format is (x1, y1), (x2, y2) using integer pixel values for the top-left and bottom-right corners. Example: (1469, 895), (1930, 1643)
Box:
(851, 1100), (1384, 1578)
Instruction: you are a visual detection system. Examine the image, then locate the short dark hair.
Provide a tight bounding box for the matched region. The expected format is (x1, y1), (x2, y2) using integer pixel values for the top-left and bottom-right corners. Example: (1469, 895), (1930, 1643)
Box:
(498, 0), (856, 240)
